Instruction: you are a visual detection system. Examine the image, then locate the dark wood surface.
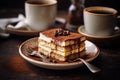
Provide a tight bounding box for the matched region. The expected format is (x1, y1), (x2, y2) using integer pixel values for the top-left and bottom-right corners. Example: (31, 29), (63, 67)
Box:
(0, 10), (120, 80)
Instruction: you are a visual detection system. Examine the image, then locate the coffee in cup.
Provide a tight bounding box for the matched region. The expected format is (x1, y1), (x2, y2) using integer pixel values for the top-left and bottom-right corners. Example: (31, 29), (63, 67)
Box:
(83, 6), (118, 36)
(25, 0), (57, 31)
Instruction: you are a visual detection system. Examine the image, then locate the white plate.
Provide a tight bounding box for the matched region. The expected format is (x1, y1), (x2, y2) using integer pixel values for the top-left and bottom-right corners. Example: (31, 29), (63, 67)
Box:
(19, 37), (100, 70)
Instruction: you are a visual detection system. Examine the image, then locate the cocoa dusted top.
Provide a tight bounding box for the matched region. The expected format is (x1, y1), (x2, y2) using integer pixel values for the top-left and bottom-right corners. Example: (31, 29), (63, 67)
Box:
(40, 28), (85, 43)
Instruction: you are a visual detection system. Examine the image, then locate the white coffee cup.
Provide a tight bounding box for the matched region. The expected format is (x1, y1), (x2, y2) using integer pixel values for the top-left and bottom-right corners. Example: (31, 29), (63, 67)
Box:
(84, 6), (118, 36)
(25, 0), (57, 31)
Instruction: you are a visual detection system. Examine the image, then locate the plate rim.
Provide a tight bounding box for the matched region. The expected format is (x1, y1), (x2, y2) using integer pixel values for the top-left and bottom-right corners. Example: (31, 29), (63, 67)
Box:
(19, 37), (100, 69)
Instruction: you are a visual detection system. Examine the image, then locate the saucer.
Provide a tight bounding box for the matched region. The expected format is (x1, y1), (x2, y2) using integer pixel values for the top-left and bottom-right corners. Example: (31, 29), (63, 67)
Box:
(19, 37), (100, 70)
(78, 25), (120, 47)
(5, 17), (66, 36)
(78, 25), (120, 38)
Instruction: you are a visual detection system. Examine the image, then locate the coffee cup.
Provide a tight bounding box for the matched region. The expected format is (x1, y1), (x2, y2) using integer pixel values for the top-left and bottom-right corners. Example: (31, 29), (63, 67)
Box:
(25, 0), (57, 31)
(83, 6), (119, 36)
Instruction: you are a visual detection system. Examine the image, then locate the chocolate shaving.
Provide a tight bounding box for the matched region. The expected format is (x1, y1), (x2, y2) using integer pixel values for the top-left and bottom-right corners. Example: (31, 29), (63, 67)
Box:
(54, 29), (70, 37)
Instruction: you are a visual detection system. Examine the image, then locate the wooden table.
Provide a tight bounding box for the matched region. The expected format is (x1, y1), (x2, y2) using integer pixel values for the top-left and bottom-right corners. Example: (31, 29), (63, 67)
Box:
(0, 9), (120, 80)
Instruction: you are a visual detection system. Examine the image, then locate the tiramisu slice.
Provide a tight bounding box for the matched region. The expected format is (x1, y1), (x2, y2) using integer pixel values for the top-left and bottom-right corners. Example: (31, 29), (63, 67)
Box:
(38, 28), (86, 62)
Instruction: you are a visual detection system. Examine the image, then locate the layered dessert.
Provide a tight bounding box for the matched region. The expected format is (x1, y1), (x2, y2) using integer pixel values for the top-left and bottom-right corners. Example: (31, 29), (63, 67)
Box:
(38, 28), (86, 62)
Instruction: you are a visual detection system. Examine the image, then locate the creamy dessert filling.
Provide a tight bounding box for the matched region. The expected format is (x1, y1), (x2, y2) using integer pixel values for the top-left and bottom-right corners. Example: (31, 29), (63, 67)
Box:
(38, 44), (85, 56)
(39, 39), (85, 52)
(39, 47), (86, 62)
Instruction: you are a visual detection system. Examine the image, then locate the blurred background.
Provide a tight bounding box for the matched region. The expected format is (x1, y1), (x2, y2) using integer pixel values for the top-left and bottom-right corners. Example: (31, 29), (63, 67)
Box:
(0, 0), (119, 13)
(0, 0), (120, 13)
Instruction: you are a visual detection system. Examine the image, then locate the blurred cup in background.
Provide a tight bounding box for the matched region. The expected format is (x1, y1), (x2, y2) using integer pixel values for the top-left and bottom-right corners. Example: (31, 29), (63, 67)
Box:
(25, 0), (57, 31)
(84, 6), (118, 36)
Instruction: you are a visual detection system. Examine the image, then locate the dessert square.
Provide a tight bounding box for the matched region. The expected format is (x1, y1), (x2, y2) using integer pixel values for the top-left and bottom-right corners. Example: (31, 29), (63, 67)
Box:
(38, 28), (86, 62)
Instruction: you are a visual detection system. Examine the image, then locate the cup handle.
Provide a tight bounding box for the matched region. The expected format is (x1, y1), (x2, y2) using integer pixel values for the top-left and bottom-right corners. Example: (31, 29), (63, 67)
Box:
(115, 16), (120, 34)
(117, 15), (120, 26)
